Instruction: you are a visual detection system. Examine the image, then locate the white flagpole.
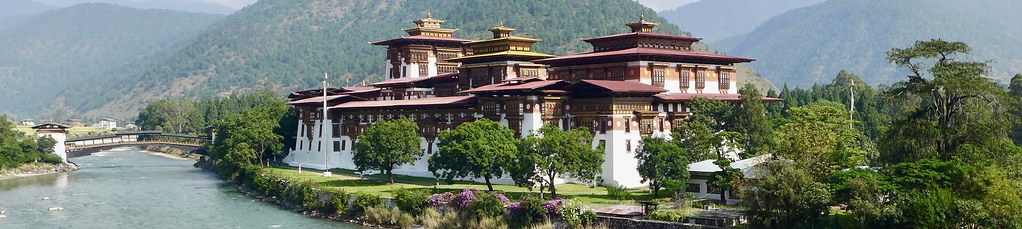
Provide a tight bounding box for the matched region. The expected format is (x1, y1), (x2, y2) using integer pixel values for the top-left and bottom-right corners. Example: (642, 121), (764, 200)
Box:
(322, 72), (332, 177)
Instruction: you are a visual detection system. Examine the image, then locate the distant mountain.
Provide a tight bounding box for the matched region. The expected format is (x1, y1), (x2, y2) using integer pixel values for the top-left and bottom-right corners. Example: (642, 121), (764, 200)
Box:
(0, 3), (223, 119)
(98, 0), (236, 15)
(62, 0), (774, 119)
(713, 0), (1022, 87)
(0, 0), (58, 30)
(658, 0), (824, 42)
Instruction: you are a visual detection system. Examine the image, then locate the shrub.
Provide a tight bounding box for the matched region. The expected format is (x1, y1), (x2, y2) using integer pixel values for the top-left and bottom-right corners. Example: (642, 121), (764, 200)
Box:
(364, 206), (415, 228)
(327, 189), (350, 215)
(647, 211), (687, 222)
(606, 185), (630, 200)
(508, 196), (548, 228)
(453, 189), (477, 209)
(395, 189), (430, 215)
(561, 200), (597, 228)
(420, 207), (462, 229)
(544, 198), (565, 215)
(466, 215), (509, 229)
(351, 193), (383, 216)
(468, 191), (506, 217)
(429, 192), (456, 207)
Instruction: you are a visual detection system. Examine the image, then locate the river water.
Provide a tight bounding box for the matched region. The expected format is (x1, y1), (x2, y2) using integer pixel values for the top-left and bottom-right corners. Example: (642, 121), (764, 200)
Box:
(0, 147), (360, 229)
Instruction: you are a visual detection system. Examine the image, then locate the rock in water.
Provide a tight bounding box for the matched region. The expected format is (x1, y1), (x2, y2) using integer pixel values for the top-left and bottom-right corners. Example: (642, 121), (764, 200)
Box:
(42, 197), (50, 200)
(47, 207), (64, 211)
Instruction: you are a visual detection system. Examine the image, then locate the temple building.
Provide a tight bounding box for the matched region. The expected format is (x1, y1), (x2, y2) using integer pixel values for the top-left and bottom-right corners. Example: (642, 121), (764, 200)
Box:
(283, 13), (767, 188)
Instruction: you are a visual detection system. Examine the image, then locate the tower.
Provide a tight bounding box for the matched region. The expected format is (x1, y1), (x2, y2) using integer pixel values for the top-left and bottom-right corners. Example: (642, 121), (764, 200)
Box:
(372, 11), (470, 80)
(31, 123), (69, 163)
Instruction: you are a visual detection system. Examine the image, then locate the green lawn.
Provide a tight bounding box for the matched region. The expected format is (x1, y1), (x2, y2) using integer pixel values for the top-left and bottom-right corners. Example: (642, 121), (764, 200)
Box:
(265, 166), (668, 207)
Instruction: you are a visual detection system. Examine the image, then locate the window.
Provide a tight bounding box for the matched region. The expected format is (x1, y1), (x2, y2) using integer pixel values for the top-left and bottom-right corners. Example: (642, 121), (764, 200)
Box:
(521, 69), (540, 78)
(332, 124), (341, 137)
(680, 70), (690, 91)
(686, 183), (701, 193)
(652, 69), (665, 87)
(333, 141), (341, 152)
(611, 70), (625, 81)
(719, 72), (731, 90)
(696, 70), (706, 89)
(625, 118), (631, 133)
(418, 63), (429, 76)
(592, 71), (607, 80)
(600, 118), (607, 134)
(341, 140), (347, 150)
(626, 139), (632, 153)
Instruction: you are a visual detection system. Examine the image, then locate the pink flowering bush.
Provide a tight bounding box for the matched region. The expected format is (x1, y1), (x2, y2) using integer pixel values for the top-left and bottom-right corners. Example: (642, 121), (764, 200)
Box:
(452, 189), (476, 209)
(544, 198), (565, 215)
(497, 193), (511, 206)
(428, 192), (455, 207)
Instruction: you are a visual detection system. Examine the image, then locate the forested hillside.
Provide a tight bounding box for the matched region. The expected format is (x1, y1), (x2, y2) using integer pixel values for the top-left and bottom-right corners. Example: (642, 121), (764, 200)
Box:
(66, 0), (775, 119)
(0, 3), (224, 120)
(0, 0), (57, 30)
(658, 0), (823, 42)
(713, 0), (1022, 87)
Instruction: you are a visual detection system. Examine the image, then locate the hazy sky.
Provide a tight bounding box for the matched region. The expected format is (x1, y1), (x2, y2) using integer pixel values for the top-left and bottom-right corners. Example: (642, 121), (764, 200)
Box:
(31, 0), (696, 12)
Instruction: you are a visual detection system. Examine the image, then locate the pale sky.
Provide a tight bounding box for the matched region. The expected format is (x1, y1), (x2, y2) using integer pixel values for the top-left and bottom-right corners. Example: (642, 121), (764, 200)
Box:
(31, 0), (696, 12)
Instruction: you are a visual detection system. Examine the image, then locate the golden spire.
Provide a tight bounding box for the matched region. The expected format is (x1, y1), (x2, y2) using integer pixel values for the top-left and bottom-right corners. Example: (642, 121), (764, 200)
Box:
(490, 21), (515, 38)
(426, 9), (432, 19)
(627, 12), (658, 33)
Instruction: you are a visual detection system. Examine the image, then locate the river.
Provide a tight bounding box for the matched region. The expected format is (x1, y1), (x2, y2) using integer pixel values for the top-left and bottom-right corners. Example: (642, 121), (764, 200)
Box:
(0, 147), (361, 229)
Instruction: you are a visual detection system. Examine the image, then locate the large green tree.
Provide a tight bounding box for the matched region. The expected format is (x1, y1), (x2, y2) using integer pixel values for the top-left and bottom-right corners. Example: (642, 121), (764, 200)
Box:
(732, 84), (774, 157)
(512, 124), (603, 199)
(775, 102), (867, 181)
(429, 119), (517, 191)
(746, 161), (832, 228)
(1010, 73), (1022, 145)
(353, 118), (423, 183)
(885, 39), (1014, 160)
(635, 136), (689, 198)
(209, 105), (288, 178)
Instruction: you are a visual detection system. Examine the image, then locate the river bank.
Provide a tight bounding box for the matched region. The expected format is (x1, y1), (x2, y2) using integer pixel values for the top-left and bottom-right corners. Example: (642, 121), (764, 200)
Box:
(0, 162), (78, 180)
(140, 145), (202, 160)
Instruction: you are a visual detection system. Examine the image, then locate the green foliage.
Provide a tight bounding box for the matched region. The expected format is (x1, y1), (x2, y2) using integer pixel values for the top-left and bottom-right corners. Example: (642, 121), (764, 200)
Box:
(513, 124), (603, 198)
(209, 101), (290, 179)
(467, 191), (506, 218)
(430, 119), (518, 190)
(364, 206), (415, 228)
(733, 84), (775, 157)
(604, 185), (630, 201)
(776, 102), (868, 181)
(394, 189), (430, 216)
(352, 118), (423, 183)
(746, 161), (833, 228)
(561, 200), (597, 228)
(508, 196), (548, 229)
(350, 193), (384, 217)
(884, 39), (1015, 161)
(646, 211), (687, 222)
(0, 116), (63, 169)
(709, 158), (743, 203)
(634, 137), (689, 198)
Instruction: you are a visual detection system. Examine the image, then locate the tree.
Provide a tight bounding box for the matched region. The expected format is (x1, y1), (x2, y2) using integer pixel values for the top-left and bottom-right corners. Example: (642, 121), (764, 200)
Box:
(746, 161), (832, 228)
(732, 84), (774, 157)
(1010, 73), (1022, 145)
(635, 136), (689, 198)
(429, 119), (518, 191)
(353, 118), (423, 183)
(709, 158), (743, 203)
(209, 106), (286, 178)
(886, 39), (1013, 160)
(775, 102), (867, 181)
(513, 124), (603, 198)
(670, 121), (716, 161)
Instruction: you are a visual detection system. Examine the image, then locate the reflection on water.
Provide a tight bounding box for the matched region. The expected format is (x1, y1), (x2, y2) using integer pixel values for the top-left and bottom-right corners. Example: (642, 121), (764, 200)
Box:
(0, 147), (359, 229)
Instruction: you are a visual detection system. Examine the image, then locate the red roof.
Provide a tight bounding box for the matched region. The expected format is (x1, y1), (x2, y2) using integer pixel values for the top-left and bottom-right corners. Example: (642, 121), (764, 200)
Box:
(287, 95), (354, 105)
(583, 32), (702, 43)
(459, 80), (567, 94)
(372, 77), (432, 87)
(330, 95), (476, 110)
(654, 93), (783, 102)
(371, 35), (471, 46)
(568, 80), (667, 94)
(534, 48), (754, 65)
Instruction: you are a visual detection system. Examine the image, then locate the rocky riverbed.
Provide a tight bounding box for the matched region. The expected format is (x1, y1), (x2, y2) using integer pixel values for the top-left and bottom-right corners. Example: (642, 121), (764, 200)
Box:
(0, 162), (79, 180)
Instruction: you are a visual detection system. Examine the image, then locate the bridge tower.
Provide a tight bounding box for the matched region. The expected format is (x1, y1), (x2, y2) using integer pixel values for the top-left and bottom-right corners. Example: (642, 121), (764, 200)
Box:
(31, 123), (70, 163)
